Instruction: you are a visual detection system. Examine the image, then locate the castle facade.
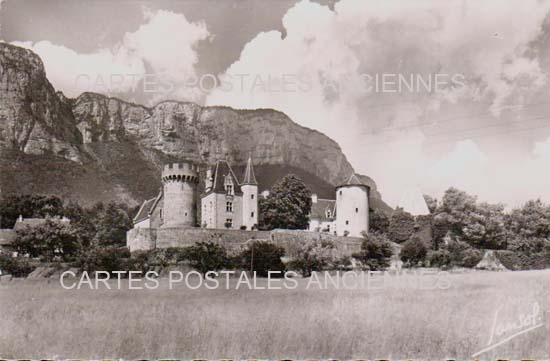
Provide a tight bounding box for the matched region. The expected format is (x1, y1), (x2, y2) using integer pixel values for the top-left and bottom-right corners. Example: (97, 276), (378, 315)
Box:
(133, 158), (258, 231)
(129, 159), (370, 251)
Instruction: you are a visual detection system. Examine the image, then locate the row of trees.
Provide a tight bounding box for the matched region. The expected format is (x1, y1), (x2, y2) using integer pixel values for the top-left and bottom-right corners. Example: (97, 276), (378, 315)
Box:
(0, 194), (134, 262)
(372, 187), (550, 269)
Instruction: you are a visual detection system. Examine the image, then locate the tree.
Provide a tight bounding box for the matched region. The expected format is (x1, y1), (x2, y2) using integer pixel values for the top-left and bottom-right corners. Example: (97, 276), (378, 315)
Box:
(431, 188), (507, 249)
(388, 208), (415, 243)
(68, 202), (133, 248)
(259, 174), (312, 230)
(369, 209), (390, 233)
(352, 232), (393, 270)
(13, 219), (79, 261)
(0, 194), (64, 228)
(288, 239), (338, 277)
(400, 236), (428, 266)
(183, 242), (232, 274)
(237, 241), (286, 277)
(506, 200), (550, 239)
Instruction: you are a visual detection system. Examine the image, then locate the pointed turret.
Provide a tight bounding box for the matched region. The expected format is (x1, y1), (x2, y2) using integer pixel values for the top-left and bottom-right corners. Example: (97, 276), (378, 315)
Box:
(241, 156), (258, 230)
(335, 172), (370, 237)
(242, 156), (258, 185)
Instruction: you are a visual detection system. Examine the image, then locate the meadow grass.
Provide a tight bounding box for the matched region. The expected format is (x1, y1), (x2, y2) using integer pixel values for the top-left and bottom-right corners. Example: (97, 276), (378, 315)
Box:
(0, 270), (549, 360)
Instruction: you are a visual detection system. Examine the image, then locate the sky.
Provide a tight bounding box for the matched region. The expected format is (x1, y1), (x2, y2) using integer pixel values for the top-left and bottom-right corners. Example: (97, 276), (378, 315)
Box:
(2, 0), (550, 210)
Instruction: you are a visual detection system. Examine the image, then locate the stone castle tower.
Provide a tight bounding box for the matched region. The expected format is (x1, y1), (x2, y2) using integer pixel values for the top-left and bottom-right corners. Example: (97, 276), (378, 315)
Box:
(335, 174), (369, 237)
(161, 161), (199, 227)
(241, 156), (259, 230)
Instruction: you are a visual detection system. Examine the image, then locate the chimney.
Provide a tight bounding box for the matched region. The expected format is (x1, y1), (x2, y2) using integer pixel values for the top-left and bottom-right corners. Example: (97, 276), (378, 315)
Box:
(205, 168), (213, 191)
(311, 193), (318, 203)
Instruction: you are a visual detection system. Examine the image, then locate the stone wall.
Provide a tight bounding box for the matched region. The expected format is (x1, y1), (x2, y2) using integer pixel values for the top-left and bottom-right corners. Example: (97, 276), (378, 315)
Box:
(126, 228), (157, 251)
(127, 226), (363, 257)
(156, 227), (271, 249)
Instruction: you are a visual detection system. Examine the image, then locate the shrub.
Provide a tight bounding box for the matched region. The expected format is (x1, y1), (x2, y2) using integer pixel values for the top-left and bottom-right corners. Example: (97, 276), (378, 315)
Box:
(237, 241), (286, 277)
(13, 220), (79, 261)
(388, 208), (415, 243)
(183, 242), (232, 275)
(352, 232), (393, 271)
(0, 255), (35, 277)
(427, 249), (451, 268)
(496, 249), (550, 270)
(76, 246), (132, 274)
(459, 248), (483, 268)
(288, 239), (338, 277)
(369, 210), (390, 233)
(400, 237), (428, 267)
(428, 240), (482, 268)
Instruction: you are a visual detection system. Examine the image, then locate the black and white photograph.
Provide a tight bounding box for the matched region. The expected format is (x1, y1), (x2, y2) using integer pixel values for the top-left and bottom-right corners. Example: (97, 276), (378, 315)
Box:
(0, 0), (549, 359)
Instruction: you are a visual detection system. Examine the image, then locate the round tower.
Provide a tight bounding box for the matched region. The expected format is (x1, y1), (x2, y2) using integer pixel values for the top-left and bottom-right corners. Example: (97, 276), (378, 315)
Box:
(161, 161), (199, 227)
(335, 174), (369, 237)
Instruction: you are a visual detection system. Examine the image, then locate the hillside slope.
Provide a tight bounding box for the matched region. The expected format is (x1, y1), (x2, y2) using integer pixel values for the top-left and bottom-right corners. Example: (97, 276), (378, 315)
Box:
(0, 42), (391, 213)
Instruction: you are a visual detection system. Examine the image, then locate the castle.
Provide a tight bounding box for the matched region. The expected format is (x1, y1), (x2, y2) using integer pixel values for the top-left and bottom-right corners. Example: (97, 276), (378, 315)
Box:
(132, 157), (259, 232)
(127, 158), (370, 251)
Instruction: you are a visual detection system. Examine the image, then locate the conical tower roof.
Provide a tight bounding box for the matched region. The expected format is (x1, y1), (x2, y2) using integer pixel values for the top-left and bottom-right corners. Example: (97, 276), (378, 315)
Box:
(242, 156), (258, 185)
(336, 173), (368, 188)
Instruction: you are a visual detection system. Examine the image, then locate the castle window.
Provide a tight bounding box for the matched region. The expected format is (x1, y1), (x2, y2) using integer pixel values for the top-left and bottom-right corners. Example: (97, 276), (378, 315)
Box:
(251, 194), (254, 199)
(226, 184), (234, 195)
(355, 208), (358, 213)
(226, 202), (233, 212)
(339, 191), (342, 196)
(225, 218), (233, 228)
(346, 220), (349, 225)
(326, 209), (332, 218)
(251, 211), (254, 218)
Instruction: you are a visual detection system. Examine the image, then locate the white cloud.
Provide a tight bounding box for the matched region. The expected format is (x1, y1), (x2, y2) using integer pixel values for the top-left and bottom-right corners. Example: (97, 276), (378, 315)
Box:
(206, 0), (550, 207)
(12, 9), (209, 101)
(11, 40), (145, 97)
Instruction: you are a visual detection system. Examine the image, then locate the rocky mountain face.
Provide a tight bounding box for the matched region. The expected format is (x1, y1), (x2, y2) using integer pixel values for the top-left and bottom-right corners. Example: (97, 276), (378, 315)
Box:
(0, 43), (390, 213)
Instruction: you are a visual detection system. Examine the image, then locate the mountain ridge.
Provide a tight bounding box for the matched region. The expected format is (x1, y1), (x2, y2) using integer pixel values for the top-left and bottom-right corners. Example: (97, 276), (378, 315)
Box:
(0, 42), (391, 214)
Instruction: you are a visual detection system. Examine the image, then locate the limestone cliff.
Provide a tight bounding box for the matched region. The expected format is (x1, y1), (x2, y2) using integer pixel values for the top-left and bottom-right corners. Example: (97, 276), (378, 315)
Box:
(0, 42), (390, 213)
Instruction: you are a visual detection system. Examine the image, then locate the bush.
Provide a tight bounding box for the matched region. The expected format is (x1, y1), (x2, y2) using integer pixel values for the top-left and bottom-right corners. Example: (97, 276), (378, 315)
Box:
(237, 241), (286, 277)
(76, 246), (133, 274)
(352, 232), (393, 271)
(459, 248), (483, 268)
(369, 210), (390, 233)
(0, 255), (35, 277)
(496, 249), (550, 270)
(400, 237), (428, 267)
(388, 208), (415, 243)
(428, 240), (482, 268)
(288, 239), (338, 277)
(183, 242), (232, 274)
(13, 220), (79, 261)
(427, 249), (452, 268)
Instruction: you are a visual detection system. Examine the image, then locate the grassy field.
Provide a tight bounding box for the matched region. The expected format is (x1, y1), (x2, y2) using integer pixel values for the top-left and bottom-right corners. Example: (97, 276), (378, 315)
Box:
(0, 270), (549, 360)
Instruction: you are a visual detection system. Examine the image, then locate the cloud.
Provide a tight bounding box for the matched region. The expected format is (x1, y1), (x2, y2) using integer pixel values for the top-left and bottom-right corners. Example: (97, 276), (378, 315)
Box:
(12, 9), (209, 102)
(206, 0), (550, 207)
(11, 40), (145, 97)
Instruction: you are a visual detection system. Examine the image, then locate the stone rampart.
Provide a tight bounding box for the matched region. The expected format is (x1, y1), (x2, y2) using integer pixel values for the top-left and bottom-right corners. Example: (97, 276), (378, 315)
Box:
(127, 227), (363, 257)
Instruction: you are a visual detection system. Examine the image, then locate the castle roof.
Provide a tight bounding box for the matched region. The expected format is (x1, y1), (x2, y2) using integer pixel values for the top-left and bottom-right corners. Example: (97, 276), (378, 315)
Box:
(242, 156), (258, 185)
(134, 197), (157, 223)
(336, 173), (370, 189)
(208, 160), (243, 195)
(310, 199), (336, 221)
